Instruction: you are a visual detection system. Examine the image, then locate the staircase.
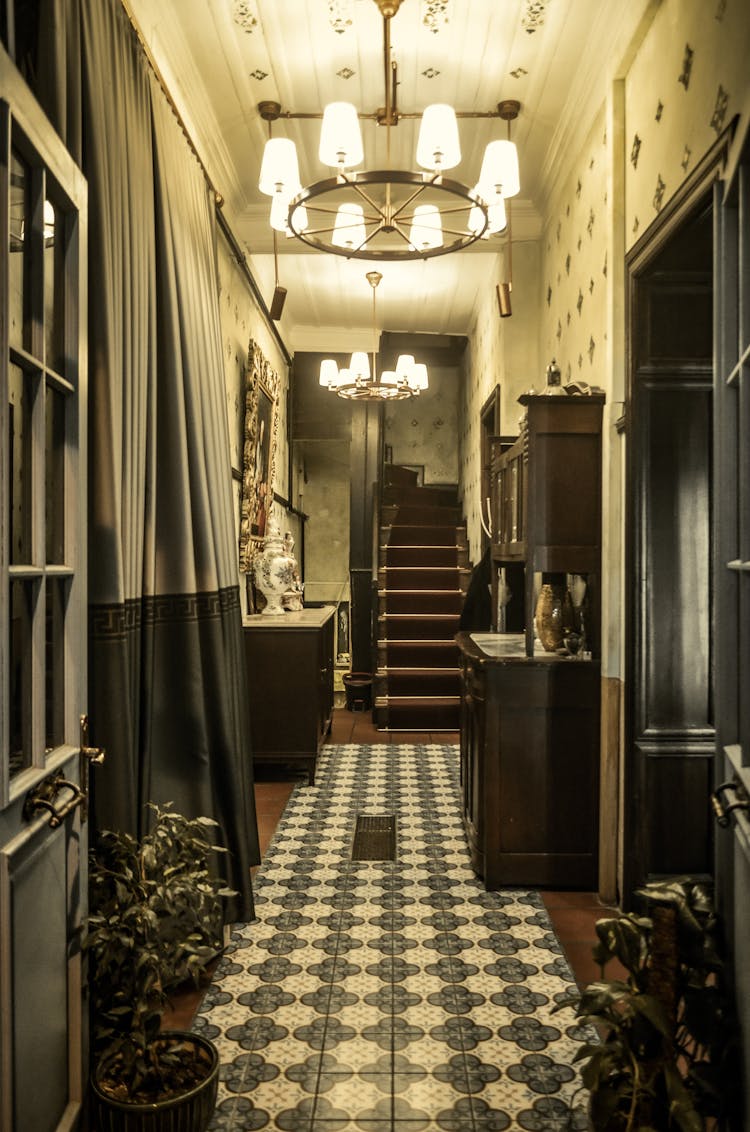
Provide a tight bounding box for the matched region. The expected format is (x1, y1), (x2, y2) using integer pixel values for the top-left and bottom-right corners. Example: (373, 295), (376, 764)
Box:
(374, 466), (469, 731)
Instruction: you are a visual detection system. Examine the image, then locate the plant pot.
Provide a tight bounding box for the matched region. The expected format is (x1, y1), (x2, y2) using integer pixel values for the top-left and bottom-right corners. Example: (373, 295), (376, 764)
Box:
(90, 1032), (219, 1132)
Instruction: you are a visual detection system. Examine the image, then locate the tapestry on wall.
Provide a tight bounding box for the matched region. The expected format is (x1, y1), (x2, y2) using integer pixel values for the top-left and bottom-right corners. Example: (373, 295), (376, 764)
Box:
(239, 339), (280, 572)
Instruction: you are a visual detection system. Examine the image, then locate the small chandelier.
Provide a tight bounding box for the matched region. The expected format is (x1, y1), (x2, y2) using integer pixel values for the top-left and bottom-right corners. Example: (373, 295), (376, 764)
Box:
(257, 0), (520, 262)
(319, 272), (428, 400)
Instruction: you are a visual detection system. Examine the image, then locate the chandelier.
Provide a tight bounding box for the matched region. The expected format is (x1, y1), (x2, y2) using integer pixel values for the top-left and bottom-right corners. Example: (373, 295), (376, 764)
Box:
(319, 272), (428, 400)
(257, 0), (521, 262)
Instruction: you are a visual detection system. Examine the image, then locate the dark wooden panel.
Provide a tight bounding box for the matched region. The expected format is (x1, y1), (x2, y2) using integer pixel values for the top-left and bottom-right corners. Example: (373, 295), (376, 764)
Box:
(643, 750), (713, 876)
(642, 385), (712, 730)
(243, 612), (335, 783)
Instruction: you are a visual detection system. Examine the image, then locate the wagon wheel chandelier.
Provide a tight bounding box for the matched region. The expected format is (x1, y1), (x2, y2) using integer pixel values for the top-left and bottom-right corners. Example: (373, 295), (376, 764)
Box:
(319, 271), (428, 400)
(257, 0), (521, 262)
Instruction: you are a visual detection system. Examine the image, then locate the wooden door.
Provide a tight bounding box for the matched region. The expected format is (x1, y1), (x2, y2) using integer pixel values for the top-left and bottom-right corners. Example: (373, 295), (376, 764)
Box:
(1, 49), (89, 1132)
(624, 200), (715, 897)
(713, 140), (750, 1129)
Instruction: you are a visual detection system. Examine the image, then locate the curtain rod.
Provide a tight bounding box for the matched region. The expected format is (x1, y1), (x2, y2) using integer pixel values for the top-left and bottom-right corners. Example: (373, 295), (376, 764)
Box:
(118, 0), (291, 368)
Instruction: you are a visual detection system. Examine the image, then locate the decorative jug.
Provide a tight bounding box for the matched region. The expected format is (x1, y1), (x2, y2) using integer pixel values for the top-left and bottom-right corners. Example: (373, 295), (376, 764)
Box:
(255, 521), (295, 615)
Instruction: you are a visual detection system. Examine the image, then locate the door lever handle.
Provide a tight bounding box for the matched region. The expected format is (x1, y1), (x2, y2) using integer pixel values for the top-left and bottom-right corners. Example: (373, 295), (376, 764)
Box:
(23, 774), (85, 828)
(80, 714), (106, 822)
(710, 780), (749, 827)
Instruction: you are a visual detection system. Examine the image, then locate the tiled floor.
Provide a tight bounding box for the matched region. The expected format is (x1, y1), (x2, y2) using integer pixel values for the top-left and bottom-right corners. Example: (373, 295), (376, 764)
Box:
(187, 737), (607, 1130)
(166, 706), (619, 1122)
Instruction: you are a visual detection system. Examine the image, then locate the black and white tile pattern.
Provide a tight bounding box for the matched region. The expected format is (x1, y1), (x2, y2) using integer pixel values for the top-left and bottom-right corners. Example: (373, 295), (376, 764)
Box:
(199, 745), (590, 1130)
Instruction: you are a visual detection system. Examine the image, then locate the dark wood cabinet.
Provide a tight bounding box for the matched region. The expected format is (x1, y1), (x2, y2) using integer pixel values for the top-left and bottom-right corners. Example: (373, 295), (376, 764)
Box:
(459, 393), (605, 889)
(458, 633), (600, 888)
(243, 607), (335, 784)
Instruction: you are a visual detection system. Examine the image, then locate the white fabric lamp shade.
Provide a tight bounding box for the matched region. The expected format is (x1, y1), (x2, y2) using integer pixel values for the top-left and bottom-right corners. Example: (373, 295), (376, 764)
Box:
(478, 139), (520, 200)
(319, 359), (339, 387)
(409, 205), (443, 251)
(332, 203), (367, 249)
(379, 370), (398, 387)
(410, 363), (429, 391)
(349, 351), (370, 380)
(287, 188), (308, 233)
(487, 196), (507, 234)
(319, 102), (364, 168)
(396, 354), (415, 381)
(333, 367), (350, 388)
(469, 201), (487, 237)
(270, 192), (290, 232)
(416, 104), (461, 171)
(259, 137), (300, 196)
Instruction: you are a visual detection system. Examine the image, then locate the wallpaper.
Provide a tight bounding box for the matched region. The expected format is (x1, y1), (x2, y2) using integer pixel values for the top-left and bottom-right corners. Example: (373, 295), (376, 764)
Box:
(624, 0), (750, 251)
(538, 107), (609, 393)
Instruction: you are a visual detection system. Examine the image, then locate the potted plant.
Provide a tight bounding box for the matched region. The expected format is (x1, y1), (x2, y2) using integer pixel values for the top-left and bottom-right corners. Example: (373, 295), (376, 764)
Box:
(86, 803), (235, 1131)
(559, 877), (740, 1132)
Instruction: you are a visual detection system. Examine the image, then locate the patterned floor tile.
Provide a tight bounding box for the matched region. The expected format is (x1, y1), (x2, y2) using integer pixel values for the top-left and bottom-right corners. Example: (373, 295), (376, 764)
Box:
(200, 745), (591, 1130)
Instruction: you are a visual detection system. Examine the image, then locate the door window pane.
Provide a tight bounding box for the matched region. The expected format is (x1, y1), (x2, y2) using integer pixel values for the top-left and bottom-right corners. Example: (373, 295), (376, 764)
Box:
(8, 148), (30, 353)
(8, 579), (35, 778)
(45, 383), (66, 564)
(45, 578), (67, 750)
(44, 198), (66, 375)
(9, 363), (33, 564)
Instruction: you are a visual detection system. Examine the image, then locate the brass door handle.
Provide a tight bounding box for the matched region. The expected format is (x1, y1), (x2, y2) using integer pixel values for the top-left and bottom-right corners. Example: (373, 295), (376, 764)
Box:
(23, 774), (85, 828)
(711, 780), (749, 827)
(80, 714), (106, 821)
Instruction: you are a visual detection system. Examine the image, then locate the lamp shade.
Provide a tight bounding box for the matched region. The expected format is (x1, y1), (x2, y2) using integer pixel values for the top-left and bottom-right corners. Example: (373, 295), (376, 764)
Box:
(395, 354), (415, 381)
(487, 196), (507, 234)
(333, 367), (350, 388)
(410, 362), (429, 391)
(319, 102), (364, 168)
(332, 203), (367, 250)
(287, 197), (309, 234)
(319, 359), (339, 387)
(349, 351), (370, 380)
(270, 192), (290, 232)
(259, 137), (300, 196)
(409, 205), (443, 251)
(478, 139), (520, 200)
(416, 103), (461, 172)
(469, 201), (487, 237)
(379, 370), (398, 387)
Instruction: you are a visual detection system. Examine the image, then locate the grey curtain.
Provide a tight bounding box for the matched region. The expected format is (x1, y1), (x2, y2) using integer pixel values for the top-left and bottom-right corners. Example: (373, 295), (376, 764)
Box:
(70, 0), (257, 918)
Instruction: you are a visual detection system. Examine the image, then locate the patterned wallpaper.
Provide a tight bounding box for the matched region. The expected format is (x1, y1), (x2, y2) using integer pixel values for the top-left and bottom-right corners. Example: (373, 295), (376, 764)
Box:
(539, 107), (608, 391)
(624, 0), (750, 251)
(459, 242), (541, 562)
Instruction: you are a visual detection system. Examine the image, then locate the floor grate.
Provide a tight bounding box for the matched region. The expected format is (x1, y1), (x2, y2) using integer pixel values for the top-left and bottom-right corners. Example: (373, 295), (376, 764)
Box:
(351, 814), (397, 860)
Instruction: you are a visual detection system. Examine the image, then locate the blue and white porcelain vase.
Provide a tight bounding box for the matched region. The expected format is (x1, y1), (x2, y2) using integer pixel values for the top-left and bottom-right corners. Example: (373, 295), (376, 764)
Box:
(255, 521), (295, 615)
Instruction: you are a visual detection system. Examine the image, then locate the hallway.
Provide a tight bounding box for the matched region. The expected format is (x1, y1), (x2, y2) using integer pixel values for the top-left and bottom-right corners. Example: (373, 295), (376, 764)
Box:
(189, 722), (606, 1131)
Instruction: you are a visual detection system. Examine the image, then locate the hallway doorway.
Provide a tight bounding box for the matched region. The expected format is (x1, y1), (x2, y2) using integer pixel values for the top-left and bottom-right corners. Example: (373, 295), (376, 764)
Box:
(624, 190), (714, 898)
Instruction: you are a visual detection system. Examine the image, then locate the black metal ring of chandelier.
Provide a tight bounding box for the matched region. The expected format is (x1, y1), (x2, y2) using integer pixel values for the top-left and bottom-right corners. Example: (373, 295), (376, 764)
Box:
(287, 169), (491, 261)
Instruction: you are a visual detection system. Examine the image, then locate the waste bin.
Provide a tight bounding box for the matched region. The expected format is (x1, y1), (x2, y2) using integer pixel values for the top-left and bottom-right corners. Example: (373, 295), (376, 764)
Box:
(342, 672), (372, 712)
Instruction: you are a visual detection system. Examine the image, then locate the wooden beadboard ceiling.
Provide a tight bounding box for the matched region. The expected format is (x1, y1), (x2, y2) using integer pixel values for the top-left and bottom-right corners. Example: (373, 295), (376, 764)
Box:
(125, 0), (647, 346)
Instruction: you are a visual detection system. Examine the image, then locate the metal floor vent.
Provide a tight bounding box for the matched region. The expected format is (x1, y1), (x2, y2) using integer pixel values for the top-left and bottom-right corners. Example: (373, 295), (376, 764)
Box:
(351, 815), (397, 861)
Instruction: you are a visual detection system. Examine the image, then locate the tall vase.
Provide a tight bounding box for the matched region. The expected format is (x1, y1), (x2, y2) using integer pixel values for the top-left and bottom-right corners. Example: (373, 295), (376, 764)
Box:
(255, 521), (295, 615)
(534, 582), (566, 652)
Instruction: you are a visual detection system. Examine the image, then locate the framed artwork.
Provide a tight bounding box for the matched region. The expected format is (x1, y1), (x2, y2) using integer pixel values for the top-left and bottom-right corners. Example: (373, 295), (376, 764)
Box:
(239, 340), (280, 572)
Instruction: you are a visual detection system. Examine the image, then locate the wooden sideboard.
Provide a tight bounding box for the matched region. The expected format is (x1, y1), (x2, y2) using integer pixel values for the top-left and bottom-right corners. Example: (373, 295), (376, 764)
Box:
(242, 606), (335, 784)
(457, 632), (600, 889)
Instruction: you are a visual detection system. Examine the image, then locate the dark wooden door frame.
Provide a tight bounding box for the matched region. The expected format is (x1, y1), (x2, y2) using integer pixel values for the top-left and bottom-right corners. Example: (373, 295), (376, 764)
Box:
(622, 124), (736, 905)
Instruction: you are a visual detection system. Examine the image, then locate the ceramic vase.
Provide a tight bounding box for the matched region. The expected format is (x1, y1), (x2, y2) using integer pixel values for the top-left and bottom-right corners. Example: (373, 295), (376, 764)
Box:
(255, 521), (295, 615)
(535, 582), (566, 652)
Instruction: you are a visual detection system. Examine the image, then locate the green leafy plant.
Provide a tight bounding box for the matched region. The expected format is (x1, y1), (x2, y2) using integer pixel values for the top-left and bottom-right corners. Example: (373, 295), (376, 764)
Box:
(561, 877), (740, 1132)
(86, 803), (236, 1103)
